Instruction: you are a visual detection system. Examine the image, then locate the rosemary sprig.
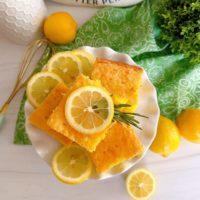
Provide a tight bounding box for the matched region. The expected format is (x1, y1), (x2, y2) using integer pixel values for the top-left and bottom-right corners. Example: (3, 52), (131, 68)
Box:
(113, 104), (148, 130)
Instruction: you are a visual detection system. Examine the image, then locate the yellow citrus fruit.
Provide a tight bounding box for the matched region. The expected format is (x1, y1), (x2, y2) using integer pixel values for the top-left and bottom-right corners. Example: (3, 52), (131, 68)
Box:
(176, 108), (200, 143)
(72, 50), (95, 76)
(126, 168), (156, 200)
(27, 72), (63, 107)
(65, 86), (114, 134)
(150, 115), (180, 157)
(44, 12), (77, 44)
(52, 145), (92, 184)
(47, 52), (82, 85)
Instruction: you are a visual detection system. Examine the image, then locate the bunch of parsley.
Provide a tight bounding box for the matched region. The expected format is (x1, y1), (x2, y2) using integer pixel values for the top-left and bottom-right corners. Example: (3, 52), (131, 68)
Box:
(157, 0), (200, 64)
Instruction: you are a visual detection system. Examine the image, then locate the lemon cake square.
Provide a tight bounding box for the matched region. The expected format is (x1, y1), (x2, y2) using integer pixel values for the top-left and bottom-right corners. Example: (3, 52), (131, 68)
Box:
(47, 75), (109, 152)
(29, 83), (72, 146)
(90, 122), (144, 173)
(91, 58), (143, 111)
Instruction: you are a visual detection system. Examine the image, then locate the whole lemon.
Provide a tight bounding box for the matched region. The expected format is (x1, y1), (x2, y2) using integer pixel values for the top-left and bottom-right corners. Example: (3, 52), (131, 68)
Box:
(44, 12), (77, 44)
(176, 108), (200, 143)
(150, 115), (180, 157)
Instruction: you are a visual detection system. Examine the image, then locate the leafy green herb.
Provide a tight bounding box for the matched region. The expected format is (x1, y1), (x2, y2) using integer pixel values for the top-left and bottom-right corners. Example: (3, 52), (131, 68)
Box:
(113, 104), (148, 130)
(157, 0), (200, 63)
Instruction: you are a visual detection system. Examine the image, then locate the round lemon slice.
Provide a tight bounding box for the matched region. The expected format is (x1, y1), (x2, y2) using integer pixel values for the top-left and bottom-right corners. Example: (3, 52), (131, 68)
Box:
(126, 169), (156, 200)
(52, 145), (92, 184)
(26, 72), (63, 107)
(47, 52), (82, 85)
(72, 50), (95, 76)
(65, 86), (114, 134)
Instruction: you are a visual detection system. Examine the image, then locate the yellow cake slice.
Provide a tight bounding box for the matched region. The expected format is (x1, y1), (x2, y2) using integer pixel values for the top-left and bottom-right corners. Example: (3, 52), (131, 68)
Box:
(90, 122), (144, 173)
(47, 75), (109, 152)
(29, 83), (72, 146)
(91, 58), (143, 111)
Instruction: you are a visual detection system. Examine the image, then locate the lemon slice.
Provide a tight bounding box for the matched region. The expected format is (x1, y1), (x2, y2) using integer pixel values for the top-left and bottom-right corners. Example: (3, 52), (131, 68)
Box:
(27, 72), (63, 107)
(47, 52), (82, 85)
(72, 50), (95, 76)
(65, 86), (114, 134)
(52, 145), (92, 184)
(126, 169), (156, 200)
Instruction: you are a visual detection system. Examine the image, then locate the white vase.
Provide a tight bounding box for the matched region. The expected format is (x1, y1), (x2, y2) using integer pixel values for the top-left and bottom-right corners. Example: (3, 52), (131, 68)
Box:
(0, 0), (47, 45)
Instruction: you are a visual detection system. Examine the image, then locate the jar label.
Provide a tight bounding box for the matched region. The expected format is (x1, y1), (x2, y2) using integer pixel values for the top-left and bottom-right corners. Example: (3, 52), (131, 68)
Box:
(51, 0), (143, 7)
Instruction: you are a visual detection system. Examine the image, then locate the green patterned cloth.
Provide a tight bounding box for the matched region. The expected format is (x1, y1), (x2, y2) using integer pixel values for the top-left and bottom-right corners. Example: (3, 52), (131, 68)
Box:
(14, 0), (200, 144)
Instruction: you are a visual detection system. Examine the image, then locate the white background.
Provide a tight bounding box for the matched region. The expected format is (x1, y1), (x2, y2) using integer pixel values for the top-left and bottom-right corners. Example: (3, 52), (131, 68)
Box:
(0, 2), (200, 200)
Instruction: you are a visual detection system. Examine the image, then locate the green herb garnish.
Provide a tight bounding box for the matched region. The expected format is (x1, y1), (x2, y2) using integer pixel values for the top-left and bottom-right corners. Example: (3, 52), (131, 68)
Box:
(157, 0), (200, 63)
(113, 104), (148, 130)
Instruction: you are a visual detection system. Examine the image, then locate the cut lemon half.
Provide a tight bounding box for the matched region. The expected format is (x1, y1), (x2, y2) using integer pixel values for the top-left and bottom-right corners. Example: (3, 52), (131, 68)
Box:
(27, 72), (63, 107)
(72, 50), (95, 76)
(65, 86), (114, 134)
(52, 145), (92, 184)
(47, 52), (82, 85)
(126, 169), (156, 200)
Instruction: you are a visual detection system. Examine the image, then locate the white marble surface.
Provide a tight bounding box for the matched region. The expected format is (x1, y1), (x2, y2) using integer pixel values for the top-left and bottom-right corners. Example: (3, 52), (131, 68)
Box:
(0, 2), (200, 200)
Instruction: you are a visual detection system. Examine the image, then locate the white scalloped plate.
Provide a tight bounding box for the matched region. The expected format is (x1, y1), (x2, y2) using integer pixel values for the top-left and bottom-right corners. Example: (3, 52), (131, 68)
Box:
(25, 46), (160, 180)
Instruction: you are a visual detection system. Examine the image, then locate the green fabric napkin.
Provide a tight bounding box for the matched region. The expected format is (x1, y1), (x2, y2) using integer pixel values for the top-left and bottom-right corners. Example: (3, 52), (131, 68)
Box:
(14, 0), (200, 144)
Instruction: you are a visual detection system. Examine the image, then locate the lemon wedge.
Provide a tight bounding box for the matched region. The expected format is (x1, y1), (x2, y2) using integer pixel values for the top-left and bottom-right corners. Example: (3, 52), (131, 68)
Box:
(26, 72), (63, 107)
(52, 145), (92, 184)
(126, 169), (156, 200)
(65, 86), (114, 134)
(72, 50), (95, 76)
(47, 52), (82, 85)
